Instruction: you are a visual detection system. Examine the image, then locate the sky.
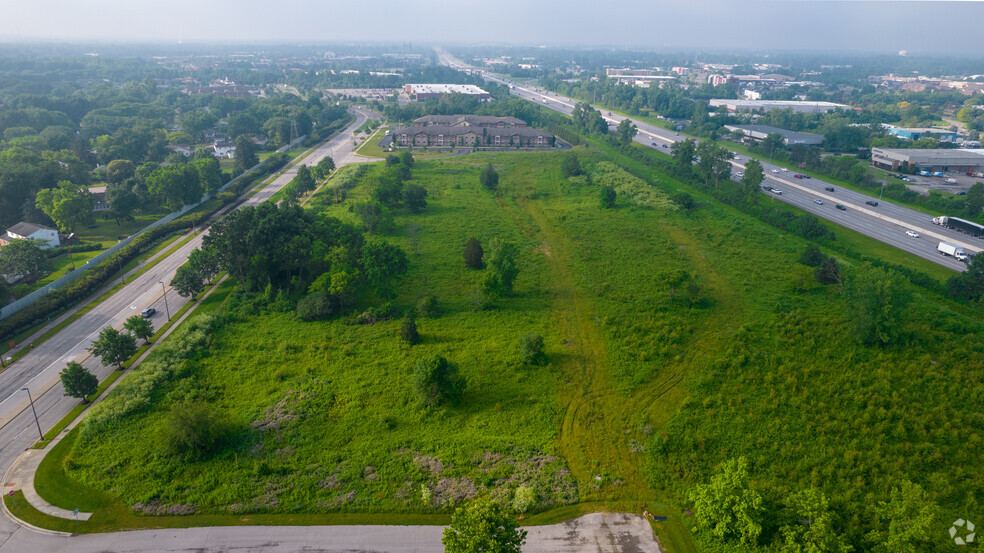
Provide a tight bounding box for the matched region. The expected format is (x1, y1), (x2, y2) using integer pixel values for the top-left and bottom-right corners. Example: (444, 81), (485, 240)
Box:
(3, 0), (984, 55)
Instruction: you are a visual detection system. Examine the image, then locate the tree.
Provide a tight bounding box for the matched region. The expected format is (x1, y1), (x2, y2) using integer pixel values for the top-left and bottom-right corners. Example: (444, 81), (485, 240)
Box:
(463, 237), (484, 269)
(360, 240), (409, 298)
(480, 163), (499, 192)
(34, 181), (95, 232)
(123, 314), (154, 344)
(599, 185), (616, 208)
(616, 119), (638, 148)
(964, 181), (984, 217)
(192, 156), (223, 196)
(799, 244), (827, 267)
(179, 109), (218, 142)
(844, 265), (911, 346)
(145, 163), (202, 210)
(443, 497), (527, 553)
(780, 488), (852, 553)
(0, 238), (47, 279)
(233, 135), (258, 175)
(385, 154), (401, 167)
(314, 155), (335, 179)
(188, 247), (220, 284)
(561, 152), (582, 177)
(482, 238), (520, 299)
(741, 159), (765, 193)
(815, 257), (841, 285)
(413, 355), (466, 407)
(945, 250), (984, 301)
(400, 150), (415, 168)
(88, 326), (137, 370)
(354, 201), (389, 233)
(400, 312), (420, 345)
(164, 401), (226, 459)
(404, 183), (428, 213)
(106, 184), (140, 225)
(171, 262), (205, 300)
(292, 165), (316, 195)
(688, 457), (764, 546)
(519, 333), (547, 366)
(59, 362), (98, 403)
(106, 159), (136, 184)
(867, 481), (936, 553)
(671, 139), (696, 171)
(671, 192), (695, 210)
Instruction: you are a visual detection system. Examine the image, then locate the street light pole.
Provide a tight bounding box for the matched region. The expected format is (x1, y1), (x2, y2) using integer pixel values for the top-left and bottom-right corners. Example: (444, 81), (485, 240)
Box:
(160, 281), (171, 321)
(117, 253), (125, 285)
(22, 388), (43, 442)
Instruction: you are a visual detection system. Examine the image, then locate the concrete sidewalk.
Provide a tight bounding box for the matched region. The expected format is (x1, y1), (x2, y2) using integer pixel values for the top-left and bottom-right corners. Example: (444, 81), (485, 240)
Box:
(0, 512), (659, 553)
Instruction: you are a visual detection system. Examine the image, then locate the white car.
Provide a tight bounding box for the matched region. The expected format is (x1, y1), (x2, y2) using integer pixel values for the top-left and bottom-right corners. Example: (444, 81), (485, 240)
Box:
(780, 168), (789, 172)
(771, 169), (780, 173)
(814, 199), (823, 205)
(736, 172), (744, 178)
(772, 189), (783, 195)
(906, 230), (920, 238)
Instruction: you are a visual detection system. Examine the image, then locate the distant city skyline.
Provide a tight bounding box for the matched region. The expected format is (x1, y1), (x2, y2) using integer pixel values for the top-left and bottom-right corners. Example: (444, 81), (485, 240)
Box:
(2, 1), (983, 55)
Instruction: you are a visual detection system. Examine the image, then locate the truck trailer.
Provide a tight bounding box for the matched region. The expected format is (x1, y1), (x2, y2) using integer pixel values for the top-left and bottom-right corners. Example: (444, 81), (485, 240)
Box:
(932, 216), (984, 238)
(937, 241), (969, 261)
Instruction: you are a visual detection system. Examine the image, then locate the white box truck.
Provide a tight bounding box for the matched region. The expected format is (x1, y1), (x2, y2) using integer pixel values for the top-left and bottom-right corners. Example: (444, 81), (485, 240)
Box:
(938, 241), (969, 262)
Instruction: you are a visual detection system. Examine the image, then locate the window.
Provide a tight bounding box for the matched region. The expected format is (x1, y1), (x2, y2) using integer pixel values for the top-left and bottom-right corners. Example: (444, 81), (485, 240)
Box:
(494, 135), (501, 145)
(438, 135), (444, 146)
(536, 136), (543, 145)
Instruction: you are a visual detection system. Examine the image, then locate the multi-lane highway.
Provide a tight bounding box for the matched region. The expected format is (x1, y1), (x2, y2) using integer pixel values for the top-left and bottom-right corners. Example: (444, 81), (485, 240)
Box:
(0, 107), (378, 545)
(437, 49), (980, 272)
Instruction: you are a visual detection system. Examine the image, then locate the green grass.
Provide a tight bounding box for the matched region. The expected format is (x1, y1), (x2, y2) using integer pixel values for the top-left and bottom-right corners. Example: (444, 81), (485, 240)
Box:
(31, 144), (984, 553)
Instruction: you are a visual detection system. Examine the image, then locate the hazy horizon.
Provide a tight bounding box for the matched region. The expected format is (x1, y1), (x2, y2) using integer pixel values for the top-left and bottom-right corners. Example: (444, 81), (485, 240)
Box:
(3, 1), (984, 56)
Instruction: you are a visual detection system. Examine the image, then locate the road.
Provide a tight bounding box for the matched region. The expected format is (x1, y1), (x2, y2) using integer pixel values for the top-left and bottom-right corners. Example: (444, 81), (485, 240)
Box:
(436, 48), (981, 273)
(0, 107), (377, 546)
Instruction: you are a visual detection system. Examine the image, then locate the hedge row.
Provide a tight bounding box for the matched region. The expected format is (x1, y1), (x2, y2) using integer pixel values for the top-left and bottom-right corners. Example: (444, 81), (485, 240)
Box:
(0, 208), (214, 345)
(44, 242), (104, 259)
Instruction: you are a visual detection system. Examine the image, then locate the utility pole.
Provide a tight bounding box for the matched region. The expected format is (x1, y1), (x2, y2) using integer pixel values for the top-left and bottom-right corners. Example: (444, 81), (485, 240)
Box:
(22, 388), (43, 442)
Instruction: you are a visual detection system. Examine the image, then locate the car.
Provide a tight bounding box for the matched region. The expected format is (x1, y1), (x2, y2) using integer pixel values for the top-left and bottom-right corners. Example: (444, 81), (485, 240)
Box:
(651, 141), (658, 147)
(141, 307), (156, 318)
(958, 191), (967, 196)
(814, 199), (823, 205)
(771, 169), (780, 173)
(762, 185), (774, 192)
(662, 144), (668, 148)
(836, 204), (847, 211)
(794, 174), (804, 179)
(945, 178), (958, 184)
(772, 189), (783, 195)
(780, 168), (789, 172)
(824, 186), (835, 192)
(736, 172), (744, 178)
(802, 175), (811, 179)
(865, 200), (878, 207)
(905, 230), (920, 238)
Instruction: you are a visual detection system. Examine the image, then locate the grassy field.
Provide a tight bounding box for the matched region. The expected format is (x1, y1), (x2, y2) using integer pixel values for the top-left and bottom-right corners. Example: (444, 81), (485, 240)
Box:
(36, 144), (984, 552)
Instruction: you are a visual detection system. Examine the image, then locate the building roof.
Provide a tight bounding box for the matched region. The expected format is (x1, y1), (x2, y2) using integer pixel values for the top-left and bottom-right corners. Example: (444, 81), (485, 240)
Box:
(394, 125), (551, 138)
(6, 222), (56, 236)
(725, 124), (824, 143)
(407, 84), (489, 96)
(414, 115), (525, 126)
(710, 99), (851, 110)
(872, 148), (984, 162)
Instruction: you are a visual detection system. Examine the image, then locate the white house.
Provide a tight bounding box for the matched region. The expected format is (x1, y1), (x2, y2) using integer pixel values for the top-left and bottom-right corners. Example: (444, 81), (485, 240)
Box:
(212, 140), (236, 159)
(1, 222), (60, 249)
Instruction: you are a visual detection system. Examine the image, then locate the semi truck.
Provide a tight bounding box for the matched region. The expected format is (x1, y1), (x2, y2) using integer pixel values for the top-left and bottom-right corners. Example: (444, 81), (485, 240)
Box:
(932, 216), (984, 238)
(937, 241), (969, 261)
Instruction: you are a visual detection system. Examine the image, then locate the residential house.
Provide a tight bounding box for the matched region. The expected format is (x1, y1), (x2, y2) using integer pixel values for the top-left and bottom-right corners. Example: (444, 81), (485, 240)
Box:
(1, 222), (60, 249)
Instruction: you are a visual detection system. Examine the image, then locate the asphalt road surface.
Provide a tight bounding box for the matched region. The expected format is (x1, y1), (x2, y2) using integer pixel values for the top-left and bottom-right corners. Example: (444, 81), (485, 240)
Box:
(436, 49), (981, 273)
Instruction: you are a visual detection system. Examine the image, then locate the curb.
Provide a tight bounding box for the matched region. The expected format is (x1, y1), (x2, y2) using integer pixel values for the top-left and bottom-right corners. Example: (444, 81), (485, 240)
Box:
(0, 450), (72, 537)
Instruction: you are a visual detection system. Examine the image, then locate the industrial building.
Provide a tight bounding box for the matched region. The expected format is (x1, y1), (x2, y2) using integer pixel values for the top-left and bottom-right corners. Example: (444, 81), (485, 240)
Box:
(871, 148), (984, 173)
(402, 84), (491, 102)
(724, 124), (824, 146)
(709, 99), (851, 114)
(884, 126), (958, 142)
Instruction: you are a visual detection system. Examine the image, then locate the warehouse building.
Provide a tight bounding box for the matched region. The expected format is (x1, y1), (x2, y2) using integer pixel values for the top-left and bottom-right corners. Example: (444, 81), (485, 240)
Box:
(871, 148), (984, 172)
(884, 126), (958, 142)
(403, 84), (492, 102)
(709, 99), (851, 114)
(724, 124), (824, 146)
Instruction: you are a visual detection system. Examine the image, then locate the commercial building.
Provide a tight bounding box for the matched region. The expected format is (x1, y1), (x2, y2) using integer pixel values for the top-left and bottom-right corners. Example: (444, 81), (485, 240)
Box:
(709, 99), (851, 114)
(871, 148), (984, 173)
(606, 69), (676, 86)
(411, 115), (525, 128)
(884, 126), (958, 142)
(724, 124), (825, 146)
(402, 84), (492, 102)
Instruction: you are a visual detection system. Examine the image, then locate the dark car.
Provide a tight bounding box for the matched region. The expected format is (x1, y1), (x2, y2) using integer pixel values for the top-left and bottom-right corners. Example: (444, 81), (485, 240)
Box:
(794, 174), (804, 179)
(802, 175), (811, 179)
(141, 307), (156, 318)
(836, 204), (847, 211)
(865, 200), (878, 207)
(824, 186), (835, 192)
(651, 142), (658, 147)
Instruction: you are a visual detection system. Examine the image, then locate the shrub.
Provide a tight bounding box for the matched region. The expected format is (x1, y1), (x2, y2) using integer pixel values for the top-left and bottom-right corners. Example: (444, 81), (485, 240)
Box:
(463, 237), (484, 269)
(519, 333), (547, 366)
(417, 295), (441, 318)
(400, 312), (420, 345)
(799, 244), (827, 267)
(164, 401), (227, 459)
(599, 185), (616, 209)
(480, 163), (499, 192)
(413, 355), (466, 407)
(513, 485), (537, 513)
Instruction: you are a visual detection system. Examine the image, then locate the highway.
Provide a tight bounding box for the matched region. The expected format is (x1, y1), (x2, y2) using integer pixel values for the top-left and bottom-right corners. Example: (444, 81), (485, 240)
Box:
(0, 107), (378, 547)
(437, 49), (980, 273)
